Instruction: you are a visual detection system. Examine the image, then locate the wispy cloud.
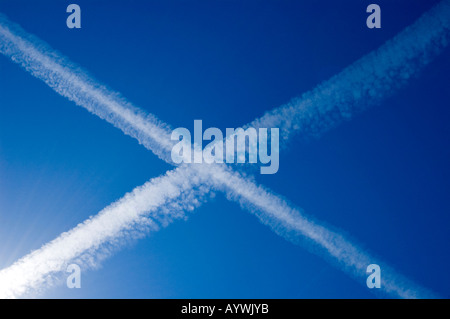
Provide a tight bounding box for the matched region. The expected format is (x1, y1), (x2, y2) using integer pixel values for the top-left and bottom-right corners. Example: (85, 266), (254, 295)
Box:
(0, 0), (448, 299)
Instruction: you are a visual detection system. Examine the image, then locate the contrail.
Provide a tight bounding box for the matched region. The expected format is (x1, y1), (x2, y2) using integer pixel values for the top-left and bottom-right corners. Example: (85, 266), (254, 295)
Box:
(207, 164), (438, 299)
(188, 0), (450, 164)
(0, 13), (174, 163)
(1, 1), (448, 298)
(0, 166), (211, 298)
(248, 0), (450, 146)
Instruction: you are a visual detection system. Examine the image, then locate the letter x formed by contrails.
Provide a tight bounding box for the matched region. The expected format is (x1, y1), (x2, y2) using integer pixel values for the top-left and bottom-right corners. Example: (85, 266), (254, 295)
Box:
(0, 1), (449, 298)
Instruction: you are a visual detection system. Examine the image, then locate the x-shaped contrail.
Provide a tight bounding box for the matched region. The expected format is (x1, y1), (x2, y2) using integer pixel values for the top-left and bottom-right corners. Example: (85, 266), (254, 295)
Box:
(0, 0), (449, 299)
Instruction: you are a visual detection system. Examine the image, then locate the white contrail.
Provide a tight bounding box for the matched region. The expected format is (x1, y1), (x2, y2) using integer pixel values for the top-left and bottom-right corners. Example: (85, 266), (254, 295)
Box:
(248, 0), (450, 146)
(208, 164), (437, 299)
(1, 1), (449, 298)
(0, 166), (211, 298)
(190, 0), (450, 163)
(0, 13), (174, 163)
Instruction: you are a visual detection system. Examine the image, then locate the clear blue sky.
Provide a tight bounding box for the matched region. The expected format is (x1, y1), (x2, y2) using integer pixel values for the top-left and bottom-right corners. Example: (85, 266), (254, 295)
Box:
(0, 0), (449, 298)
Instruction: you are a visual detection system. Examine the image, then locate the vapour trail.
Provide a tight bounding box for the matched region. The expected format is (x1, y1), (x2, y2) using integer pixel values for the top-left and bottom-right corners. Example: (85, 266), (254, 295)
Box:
(1, 1), (448, 298)
(249, 0), (450, 146)
(0, 13), (174, 163)
(181, 0), (450, 164)
(0, 166), (211, 298)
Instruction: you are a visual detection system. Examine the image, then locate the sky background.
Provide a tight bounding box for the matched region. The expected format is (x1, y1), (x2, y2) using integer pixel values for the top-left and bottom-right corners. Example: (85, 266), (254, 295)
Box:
(0, 0), (449, 298)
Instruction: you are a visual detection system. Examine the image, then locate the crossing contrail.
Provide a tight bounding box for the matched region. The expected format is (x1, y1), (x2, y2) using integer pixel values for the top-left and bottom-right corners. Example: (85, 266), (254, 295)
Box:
(0, 0), (448, 299)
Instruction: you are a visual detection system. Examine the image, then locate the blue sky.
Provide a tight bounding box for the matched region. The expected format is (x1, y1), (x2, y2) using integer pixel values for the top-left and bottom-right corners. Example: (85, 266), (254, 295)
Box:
(0, 0), (449, 298)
